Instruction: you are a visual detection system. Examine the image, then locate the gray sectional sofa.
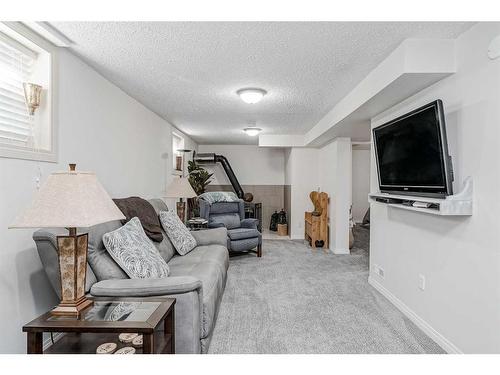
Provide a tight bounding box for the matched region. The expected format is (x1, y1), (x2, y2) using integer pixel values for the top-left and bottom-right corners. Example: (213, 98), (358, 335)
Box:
(33, 199), (229, 354)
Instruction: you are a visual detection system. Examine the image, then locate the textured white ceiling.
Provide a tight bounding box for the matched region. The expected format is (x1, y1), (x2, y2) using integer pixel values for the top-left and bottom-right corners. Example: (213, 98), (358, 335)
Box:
(51, 22), (472, 145)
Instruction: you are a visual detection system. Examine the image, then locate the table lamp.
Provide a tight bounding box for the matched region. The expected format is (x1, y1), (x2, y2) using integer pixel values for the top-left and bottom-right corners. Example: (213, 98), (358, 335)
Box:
(165, 177), (196, 222)
(9, 164), (125, 316)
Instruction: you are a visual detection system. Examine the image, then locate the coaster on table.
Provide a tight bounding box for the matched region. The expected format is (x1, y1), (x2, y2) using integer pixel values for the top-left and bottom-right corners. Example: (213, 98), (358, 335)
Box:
(132, 335), (143, 348)
(115, 346), (136, 354)
(118, 333), (138, 343)
(96, 342), (117, 354)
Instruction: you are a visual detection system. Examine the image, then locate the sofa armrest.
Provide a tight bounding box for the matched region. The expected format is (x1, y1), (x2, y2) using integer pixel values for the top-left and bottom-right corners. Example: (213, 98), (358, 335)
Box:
(241, 218), (259, 229)
(90, 276), (202, 297)
(191, 227), (227, 247)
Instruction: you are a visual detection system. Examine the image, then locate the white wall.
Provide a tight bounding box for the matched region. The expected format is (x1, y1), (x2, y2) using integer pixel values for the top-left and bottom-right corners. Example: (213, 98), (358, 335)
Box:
(284, 148), (319, 239)
(284, 141), (352, 253)
(318, 138), (352, 253)
(0, 48), (196, 353)
(352, 149), (370, 223)
(369, 23), (500, 353)
(197, 144), (284, 185)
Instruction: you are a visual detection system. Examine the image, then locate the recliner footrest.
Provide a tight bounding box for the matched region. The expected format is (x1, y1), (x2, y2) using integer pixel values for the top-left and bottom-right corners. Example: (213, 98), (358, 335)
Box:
(227, 228), (260, 241)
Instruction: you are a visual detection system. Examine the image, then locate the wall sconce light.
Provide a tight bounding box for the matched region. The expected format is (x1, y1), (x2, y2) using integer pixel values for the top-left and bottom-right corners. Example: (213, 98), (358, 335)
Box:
(23, 82), (43, 115)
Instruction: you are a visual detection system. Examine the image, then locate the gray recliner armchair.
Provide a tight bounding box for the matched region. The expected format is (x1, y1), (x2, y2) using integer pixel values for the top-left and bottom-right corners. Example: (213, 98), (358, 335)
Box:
(199, 198), (262, 257)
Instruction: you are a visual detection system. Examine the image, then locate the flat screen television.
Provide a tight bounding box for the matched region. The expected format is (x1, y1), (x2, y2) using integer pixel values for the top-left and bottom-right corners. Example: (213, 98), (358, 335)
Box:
(373, 100), (454, 198)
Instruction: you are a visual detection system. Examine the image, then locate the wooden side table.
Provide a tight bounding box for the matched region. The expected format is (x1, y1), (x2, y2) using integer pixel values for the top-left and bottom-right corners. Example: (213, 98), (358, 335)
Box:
(23, 297), (175, 354)
(187, 218), (208, 231)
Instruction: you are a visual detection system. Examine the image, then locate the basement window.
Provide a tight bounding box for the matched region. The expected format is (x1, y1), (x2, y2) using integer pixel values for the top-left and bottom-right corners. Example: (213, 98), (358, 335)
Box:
(0, 23), (57, 162)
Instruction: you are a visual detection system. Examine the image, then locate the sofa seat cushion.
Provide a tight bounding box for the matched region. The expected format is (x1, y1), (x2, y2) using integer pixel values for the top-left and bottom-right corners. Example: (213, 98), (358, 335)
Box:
(168, 245), (229, 282)
(227, 228), (260, 241)
(168, 246), (228, 338)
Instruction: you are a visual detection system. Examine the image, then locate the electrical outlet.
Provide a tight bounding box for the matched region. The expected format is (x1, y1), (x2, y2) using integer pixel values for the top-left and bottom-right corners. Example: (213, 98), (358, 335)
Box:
(419, 274), (426, 290)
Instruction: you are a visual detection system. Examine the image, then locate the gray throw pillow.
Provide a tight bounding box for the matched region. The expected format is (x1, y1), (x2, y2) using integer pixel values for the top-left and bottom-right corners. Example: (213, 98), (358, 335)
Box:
(159, 210), (197, 256)
(103, 217), (169, 278)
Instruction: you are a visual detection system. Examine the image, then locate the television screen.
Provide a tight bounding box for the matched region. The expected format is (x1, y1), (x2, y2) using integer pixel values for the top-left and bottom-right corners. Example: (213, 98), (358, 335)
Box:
(373, 100), (453, 197)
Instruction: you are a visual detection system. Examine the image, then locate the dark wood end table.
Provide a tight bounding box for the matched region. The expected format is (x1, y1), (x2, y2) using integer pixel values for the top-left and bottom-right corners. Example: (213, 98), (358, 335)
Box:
(23, 297), (175, 354)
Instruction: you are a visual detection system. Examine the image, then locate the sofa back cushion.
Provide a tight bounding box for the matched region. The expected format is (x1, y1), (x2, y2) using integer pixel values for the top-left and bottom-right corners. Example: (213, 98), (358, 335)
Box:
(154, 230), (177, 263)
(86, 199), (176, 281)
(148, 198), (169, 213)
(148, 199), (176, 262)
(87, 220), (129, 281)
(209, 201), (243, 216)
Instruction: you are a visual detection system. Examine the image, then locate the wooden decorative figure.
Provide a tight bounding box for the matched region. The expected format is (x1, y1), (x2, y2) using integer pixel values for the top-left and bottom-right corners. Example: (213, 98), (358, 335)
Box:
(304, 191), (329, 251)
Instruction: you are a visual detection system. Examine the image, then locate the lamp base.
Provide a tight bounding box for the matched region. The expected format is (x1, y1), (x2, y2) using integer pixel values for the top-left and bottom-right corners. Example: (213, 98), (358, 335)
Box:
(53, 231), (93, 317)
(51, 296), (93, 316)
(176, 201), (186, 223)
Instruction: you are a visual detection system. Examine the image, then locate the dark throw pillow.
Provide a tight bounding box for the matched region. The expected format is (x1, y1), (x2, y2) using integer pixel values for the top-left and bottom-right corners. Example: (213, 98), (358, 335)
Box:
(113, 196), (163, 242)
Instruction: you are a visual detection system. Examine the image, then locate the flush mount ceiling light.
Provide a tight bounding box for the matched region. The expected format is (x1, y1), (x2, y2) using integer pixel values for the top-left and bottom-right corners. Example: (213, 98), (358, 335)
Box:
(237, 88), (267, 104)
(243, 127), (262, 136)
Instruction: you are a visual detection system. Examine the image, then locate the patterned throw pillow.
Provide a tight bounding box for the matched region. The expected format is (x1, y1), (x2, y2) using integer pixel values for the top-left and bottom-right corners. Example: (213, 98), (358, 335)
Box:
(103, 217), (169, 278)
(159, 210), (197, 256)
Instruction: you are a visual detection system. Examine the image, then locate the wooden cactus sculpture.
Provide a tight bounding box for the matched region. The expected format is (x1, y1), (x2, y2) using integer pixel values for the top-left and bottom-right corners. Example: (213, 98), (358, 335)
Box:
(305, 191), (329, 250)
(309, 191), (323, 216)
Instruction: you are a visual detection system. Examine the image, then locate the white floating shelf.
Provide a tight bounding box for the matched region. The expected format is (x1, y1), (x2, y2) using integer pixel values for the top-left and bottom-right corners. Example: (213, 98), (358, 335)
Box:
(369, 177), (473, 216)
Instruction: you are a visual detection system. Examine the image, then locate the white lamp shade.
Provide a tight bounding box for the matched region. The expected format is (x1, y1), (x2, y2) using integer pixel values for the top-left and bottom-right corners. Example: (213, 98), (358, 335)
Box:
(10, 170), (125, 228)
(165, 177), (197, 199)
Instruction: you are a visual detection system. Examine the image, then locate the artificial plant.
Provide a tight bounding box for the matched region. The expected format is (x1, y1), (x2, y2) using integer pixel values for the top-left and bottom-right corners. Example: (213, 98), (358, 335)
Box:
(188, 160), (213, 195)
(186, 160), (212, 219)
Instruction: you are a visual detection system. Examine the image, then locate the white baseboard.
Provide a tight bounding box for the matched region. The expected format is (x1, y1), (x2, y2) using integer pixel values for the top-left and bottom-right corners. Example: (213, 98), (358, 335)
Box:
(368, 276), (462, 354)
(332, 248), (350, 255)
